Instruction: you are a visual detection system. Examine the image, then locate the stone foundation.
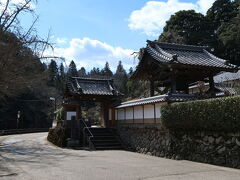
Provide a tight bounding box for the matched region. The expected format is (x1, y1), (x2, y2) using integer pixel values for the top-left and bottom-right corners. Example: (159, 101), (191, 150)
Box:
(118, 125), (240, 168)
(47, 126), (68, 147)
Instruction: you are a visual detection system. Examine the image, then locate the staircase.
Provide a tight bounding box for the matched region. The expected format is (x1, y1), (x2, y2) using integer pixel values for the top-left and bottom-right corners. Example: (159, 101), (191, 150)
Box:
(85, 128), (123, 150)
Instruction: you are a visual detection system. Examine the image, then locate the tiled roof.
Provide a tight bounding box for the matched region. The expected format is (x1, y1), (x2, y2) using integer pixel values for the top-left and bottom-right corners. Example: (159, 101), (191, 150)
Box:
(215, 86), (237, 95)
(145, 41), (237, 70)
(67, 77), (121, 96)
(214, 70), (240, 83)
(189, 82), (237, 96)
(115, 94), (197, 108)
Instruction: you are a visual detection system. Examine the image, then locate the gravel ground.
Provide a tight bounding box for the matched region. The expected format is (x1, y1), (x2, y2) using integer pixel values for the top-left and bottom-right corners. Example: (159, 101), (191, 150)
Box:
(0, 132), (240, 180)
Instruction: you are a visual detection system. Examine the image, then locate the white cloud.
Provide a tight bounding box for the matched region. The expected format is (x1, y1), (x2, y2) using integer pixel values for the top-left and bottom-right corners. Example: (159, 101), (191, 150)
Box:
(197, 0), (215, 14)
(0, 0), (36, 13)
(47, 37), (136, 72)
(128, 0), (215, 36)
(12, 0), (36, 8)
(56, 38), (68, 44)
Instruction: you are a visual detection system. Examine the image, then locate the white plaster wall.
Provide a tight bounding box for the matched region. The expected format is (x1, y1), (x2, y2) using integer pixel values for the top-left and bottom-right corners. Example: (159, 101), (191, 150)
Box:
(134, 106), (143, 119)
(117, 109), (125, 120)
(66, 111), (76, 120)
(144, 104), (155, 118)
(126, 107), (133, 120)
(155, 103), (161, 118)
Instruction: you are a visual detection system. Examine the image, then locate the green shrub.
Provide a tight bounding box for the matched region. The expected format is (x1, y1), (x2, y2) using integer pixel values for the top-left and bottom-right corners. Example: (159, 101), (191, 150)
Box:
(161, 96), (240, 132)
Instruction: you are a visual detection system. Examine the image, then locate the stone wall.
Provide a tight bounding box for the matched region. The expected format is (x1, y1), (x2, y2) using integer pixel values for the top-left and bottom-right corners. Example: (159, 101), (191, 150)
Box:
(118, 125), (240, 168)
(47, 126), (68, 147)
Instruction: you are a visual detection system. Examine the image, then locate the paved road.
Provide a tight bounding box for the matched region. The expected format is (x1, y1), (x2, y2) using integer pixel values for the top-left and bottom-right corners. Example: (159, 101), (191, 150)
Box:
(0, 133), (240, 180)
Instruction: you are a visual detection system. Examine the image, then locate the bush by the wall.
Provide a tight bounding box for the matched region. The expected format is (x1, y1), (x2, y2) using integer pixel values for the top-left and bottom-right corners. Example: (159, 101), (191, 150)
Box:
(161, 96), (240, 132)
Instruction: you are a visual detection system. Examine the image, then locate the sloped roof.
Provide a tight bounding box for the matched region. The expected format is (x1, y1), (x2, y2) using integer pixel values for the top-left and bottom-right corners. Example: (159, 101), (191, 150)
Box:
(189, 82), (237, 96)
(115, 94), (197, 109)
(214, 70), (240, 83)
(67, 77), (121, 96)
(145, 41), (237, 70)
(215, 86), (237, 95)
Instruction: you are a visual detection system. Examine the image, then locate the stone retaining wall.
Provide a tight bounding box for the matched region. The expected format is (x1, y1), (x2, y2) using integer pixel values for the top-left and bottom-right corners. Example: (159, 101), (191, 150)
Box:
(47, 126), (68, 147)
(118, 125), (240, 168)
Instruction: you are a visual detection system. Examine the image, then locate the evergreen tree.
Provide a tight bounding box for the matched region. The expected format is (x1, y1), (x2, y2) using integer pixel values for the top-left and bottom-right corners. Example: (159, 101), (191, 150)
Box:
(101, 62), (113, 77)
(89, 67), (102, 77)
(59, 63), (65, 78)
(126, 67), (149, 98)
(206, 0), (238, 30)
(56, 62), (66, 92)
(126, 67), (136, 97)
(67, 60), (78, 77)
(42, 62), (48, 71)
(96, 68), (101, 75)
(114, 61), (128, 96)
(128, 67), (134, 75)
(218, 14), (240, 65)
(89, 67), (97, 77)
(158, 10), (211, 45)
(205, 0), (240, 64)
(78, 67), (87, 77)
(115, 61), (126, 74)
(157, 2), (239, 66)
(48, 59), (58, 86)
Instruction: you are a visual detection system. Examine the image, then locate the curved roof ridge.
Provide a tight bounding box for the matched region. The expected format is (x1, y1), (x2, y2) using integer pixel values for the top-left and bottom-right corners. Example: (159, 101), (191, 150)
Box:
(75, 78), (81, 90)
(146, 45), (171, 62)
(67, 76), (122, 96)
(203, 49), (238, 69)
(71, 77), (113, 81)
(120, 94), (167, 105)
(154, 44), (174, 60)
(203, 49), (227, 64)
(115, 94), (197, 108)
(147, 40), (208, 51)
(158, 41), (207, 49)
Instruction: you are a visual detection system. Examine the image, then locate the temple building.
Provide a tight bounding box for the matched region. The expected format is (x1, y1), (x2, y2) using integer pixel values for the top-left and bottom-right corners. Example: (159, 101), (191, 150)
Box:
(132, 40), (238, 97)
(58, 41), (238, 149)
(63, 77), (121, 127)
(114, 41), (238, 125)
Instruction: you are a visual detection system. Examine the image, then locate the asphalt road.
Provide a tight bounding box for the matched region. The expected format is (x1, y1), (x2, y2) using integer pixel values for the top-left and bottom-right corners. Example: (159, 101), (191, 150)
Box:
(0, 133), (240, 180)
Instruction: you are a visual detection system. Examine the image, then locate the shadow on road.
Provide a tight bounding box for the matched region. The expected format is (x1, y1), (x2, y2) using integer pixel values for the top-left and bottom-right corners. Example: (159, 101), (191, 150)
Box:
(0, 134), (99, 178)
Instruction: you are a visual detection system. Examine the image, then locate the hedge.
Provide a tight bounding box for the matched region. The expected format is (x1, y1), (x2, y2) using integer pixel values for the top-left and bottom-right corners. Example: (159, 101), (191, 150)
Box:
(161, 96), (240, 132)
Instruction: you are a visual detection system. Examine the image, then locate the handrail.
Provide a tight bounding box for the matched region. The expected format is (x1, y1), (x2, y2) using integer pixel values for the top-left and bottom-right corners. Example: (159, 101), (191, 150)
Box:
(80, 119), (94, 148)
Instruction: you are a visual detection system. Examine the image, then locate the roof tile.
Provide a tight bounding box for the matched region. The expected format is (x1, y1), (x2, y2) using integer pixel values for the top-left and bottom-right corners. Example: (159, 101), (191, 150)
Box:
(145, 41), (237, 70)
(67, 77), (121, 96)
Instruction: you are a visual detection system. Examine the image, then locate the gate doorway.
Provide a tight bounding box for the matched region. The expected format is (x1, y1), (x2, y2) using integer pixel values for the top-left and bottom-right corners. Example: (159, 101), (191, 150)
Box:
(63, 77), (121, 128)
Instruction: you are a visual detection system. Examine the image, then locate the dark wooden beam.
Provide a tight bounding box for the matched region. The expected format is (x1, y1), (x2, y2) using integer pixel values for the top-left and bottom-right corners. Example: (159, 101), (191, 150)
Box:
(150, 80), (155, 97)
(170, 71), (176, 94)
(101, 101), (110, 127)
(209, 75), (216, 97)
(171, 80), (176, 93)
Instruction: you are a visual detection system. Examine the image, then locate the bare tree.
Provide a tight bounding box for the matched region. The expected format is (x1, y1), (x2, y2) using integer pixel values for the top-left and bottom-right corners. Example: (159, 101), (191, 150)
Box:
(0, 0), (54, 99)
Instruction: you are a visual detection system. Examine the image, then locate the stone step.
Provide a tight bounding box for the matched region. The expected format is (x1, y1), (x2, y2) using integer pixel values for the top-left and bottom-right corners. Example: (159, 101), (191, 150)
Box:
(92, 141), (121, 146)
(86, 128), (123, 150)
(92, 136), (117, 141)
(95, 146), (123, 150)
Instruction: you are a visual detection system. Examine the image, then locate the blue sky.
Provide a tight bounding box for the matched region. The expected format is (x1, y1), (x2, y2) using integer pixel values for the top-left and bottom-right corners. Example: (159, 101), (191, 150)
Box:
(18, 0), (215, 71)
